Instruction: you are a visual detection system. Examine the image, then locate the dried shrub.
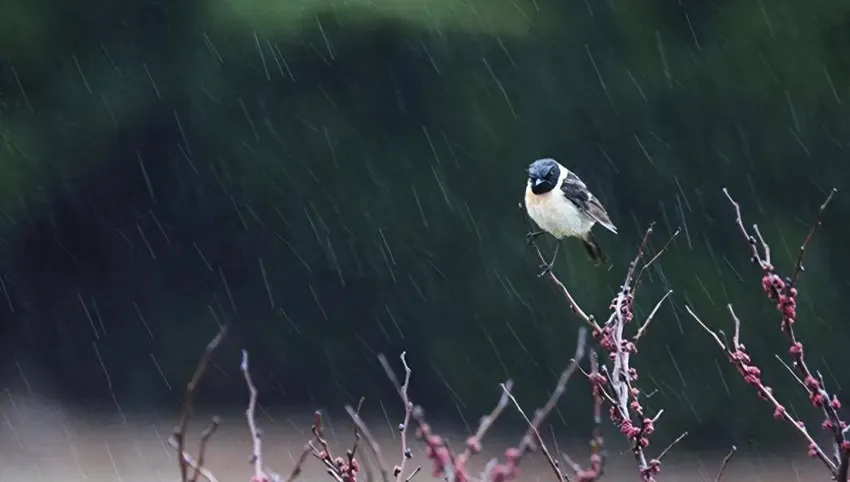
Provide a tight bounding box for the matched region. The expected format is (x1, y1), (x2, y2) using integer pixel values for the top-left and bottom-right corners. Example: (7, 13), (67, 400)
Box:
(170, 189), (847, 481)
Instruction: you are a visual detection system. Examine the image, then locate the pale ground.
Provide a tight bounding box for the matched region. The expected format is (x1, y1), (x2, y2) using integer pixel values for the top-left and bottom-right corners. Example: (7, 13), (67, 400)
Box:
(0, 394), (832, 482)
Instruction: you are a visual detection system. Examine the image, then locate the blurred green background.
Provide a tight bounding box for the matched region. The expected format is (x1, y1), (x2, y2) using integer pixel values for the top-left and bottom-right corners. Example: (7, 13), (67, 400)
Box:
(1, 0), (849, 450)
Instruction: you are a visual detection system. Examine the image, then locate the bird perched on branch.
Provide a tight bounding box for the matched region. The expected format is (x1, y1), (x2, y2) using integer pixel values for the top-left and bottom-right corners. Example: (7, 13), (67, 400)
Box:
(524, 158), (617, 266)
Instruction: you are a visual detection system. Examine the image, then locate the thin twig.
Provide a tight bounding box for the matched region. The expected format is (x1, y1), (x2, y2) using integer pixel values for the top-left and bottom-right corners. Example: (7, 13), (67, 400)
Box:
(502, 328), (590, 481)
(624, 222), (656, 290)
(713, 445), (737, 482)
(312, 410), (334, 463)
(522, 215), (675, 481)
(634, 228), (681, 292)
(456, 379), (515, 467)
(239, 353), (308, 482)
(520, 203), (602, 332)
(656, 432), (687, 462)
(309, 412), (343, 479)
(405, 467), (421, 481)
(685, 305), (836, 473)
(722, 188), (771, 270)
(242, 350), (275, 481)
(167, 437), (220, 482)
(346, 405), (390, 482)
(175, 326), (227, 482)
(501, 384), (565, 482)
(520, 327), (588, 456)
(791, 188), (837, 285)
(189, 417), (221, 482)
(349, 397), (366, 465)
(774, 354), (807, 390)
(719, 189), (846, 479)
(285, 445), (312, 482)
(633, 290), (672, 342)
(563, 350), (607, 481)
(396, 353), (413, 481)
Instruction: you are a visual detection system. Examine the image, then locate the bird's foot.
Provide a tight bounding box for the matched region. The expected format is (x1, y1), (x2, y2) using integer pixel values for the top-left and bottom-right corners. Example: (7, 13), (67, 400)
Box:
(525, 230), (544, 245)
(537, 259), (555, 278)
(536, 243), (560, 277)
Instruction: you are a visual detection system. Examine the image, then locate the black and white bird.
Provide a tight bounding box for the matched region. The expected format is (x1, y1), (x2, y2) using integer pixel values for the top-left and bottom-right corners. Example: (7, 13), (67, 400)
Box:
(524, 158), (618, 265)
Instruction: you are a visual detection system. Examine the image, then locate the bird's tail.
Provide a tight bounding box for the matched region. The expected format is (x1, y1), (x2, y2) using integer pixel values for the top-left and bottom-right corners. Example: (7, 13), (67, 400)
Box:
(582, 232), (608, 266)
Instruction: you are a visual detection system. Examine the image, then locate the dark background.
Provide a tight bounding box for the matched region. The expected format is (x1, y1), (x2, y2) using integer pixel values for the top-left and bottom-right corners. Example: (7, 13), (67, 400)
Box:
(2, 0), (850, 461)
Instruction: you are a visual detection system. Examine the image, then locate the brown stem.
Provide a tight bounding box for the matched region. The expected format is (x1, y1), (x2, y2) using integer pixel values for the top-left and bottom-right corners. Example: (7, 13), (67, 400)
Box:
(189, 417), (221, 482)
(167, 436), (220, 482)
(175, 326), (227, 482)
(713, 446), (737, 482)
(348, 396), (366, 465)
(455, 379), (514, 468)
(791, 188), (837, 286)
(686, 305), (836, 473)
(345, 404), (390, 482)
(721, 188), (846, 479)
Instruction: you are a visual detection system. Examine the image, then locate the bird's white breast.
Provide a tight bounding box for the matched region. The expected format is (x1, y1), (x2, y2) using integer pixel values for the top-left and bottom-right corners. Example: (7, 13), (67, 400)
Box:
(525, 184), (595, 239)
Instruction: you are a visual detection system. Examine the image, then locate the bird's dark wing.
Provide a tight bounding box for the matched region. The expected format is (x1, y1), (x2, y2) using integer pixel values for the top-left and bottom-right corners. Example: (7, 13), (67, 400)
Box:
(561, 171), (618, 234)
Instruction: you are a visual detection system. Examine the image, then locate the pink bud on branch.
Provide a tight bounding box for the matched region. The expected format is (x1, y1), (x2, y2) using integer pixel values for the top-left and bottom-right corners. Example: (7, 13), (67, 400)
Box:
(688, 188), (847, 481)
(526, 214), (685, 481)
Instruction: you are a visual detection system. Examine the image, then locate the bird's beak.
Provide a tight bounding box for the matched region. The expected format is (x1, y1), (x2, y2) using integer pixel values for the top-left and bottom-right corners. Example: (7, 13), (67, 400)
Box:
(533, 178), (545, 188)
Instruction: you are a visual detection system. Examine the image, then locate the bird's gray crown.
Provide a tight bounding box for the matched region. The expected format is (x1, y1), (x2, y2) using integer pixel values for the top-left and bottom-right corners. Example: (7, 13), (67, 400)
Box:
(528, 158), (558, 177)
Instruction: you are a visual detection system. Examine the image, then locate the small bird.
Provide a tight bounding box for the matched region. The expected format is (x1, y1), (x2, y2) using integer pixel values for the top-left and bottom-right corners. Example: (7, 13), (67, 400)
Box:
(524, 158), (618, 265)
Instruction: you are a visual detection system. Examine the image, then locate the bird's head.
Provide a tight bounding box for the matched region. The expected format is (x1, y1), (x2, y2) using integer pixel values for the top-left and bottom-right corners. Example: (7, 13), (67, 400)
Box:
(527, 158), (560, 195)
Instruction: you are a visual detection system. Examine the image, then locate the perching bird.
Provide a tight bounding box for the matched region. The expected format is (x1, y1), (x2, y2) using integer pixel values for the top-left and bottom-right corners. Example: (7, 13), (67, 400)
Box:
(524, 158), (618, 265)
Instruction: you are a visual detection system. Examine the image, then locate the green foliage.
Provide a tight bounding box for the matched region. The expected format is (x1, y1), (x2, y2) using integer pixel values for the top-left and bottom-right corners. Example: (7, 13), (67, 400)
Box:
(203, 0), (536, 37)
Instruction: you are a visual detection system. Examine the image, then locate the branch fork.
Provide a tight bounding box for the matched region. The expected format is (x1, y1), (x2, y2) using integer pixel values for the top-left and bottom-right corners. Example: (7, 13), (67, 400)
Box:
(522, 207), (683, 481)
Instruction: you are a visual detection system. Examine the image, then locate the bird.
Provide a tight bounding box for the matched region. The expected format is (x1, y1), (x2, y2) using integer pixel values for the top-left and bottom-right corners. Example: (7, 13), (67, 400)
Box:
(524, 157), (618, 266)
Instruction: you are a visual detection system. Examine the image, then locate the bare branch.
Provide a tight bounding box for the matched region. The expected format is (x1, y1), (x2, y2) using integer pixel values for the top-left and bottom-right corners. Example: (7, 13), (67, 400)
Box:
(346, 404), (390, 482)
(167, 437), (220, 482)
(519, 202), (601, 333)
(241, 350), (269, 481)
(633, 290), (672, 343)
(456, 379), (514, 469)
(284, 445), (312, 482)
(634, 229), (681, 291)
(717, 188), (846, 480)
(397, 353), (414, 481)
(791, 188), (837, 285)
(722, 188), (771, 270)
(405, 467), (421, 481)
(656, 432), (687, 462)
(175, 326), (227, 482)
(308, 412), (345, 480)
(189, 417), (221, 482)
(523, 215), (677, 481)
(563, 350), (607, 482)
(501, 384), (565, 482)
(686, 305), (836, 473)
(713, 446), (737, 482)
(349, 397), (366, 467)
(493, 327), (590, 482)
(377, 352), (419, 481)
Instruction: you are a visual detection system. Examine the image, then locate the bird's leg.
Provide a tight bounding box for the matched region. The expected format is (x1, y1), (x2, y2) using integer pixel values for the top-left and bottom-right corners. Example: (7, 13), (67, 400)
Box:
(525, 230), (544, 245)
(537, 242), (560, 277)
